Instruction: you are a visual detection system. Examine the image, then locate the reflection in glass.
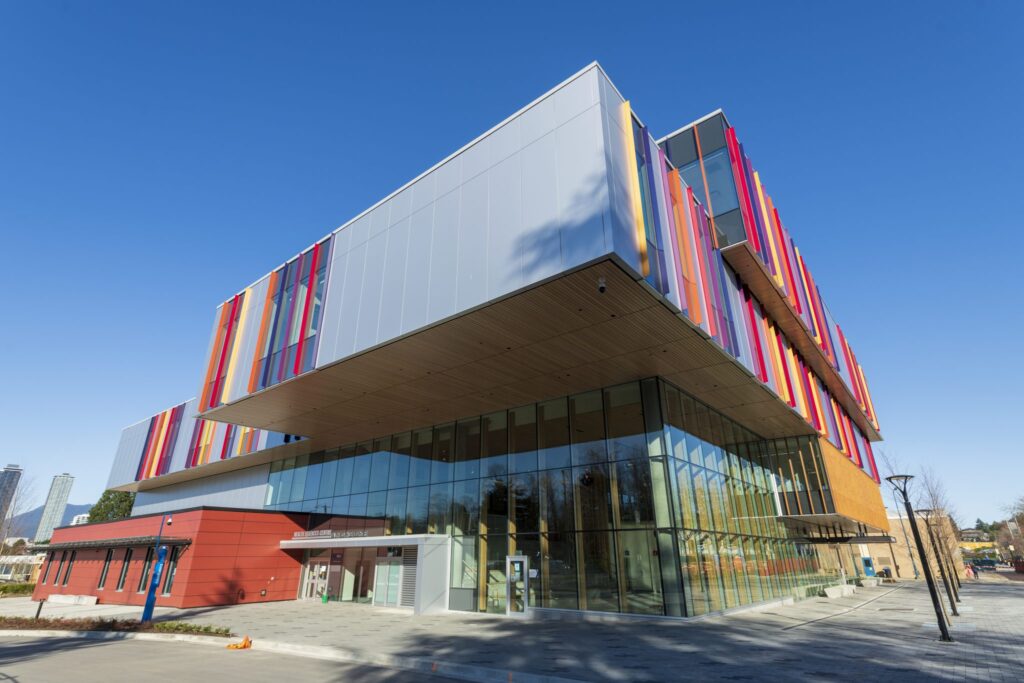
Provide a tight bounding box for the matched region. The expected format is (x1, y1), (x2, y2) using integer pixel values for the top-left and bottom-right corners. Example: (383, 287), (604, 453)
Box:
(480, 411), (508, 477)
(510, 472), (539, 533)
(615, 459), (654, 528)
(406, 485), (429, 534)
(428, 481), (453, 534)
(409, 429), (432, 487)
(454, 419), (481, 481)
(431, 423), (455, 484)
(574, 464), (612, 530)
(508, 405), (538, 473)
(569, 391), (606, 465)
(388, 432), (411, 489)
(618, 529), (663, 614)
(451, 478), (480, 536)
(605, 383), (647, 461)
(579, 531), (618, 612)
(481, 475), (508, 535)
(543, 532), (578, 609)
(537, 398), (571, 470)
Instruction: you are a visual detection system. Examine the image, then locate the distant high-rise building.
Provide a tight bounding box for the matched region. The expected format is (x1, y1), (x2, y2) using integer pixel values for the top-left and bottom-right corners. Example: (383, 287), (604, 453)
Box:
(69, 513), (90, 526)
(33, 474), (74, 543)
(0, 465), (23, 524)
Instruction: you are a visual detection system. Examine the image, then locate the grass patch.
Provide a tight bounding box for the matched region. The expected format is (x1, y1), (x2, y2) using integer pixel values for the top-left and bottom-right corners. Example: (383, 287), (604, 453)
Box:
(0, 616), (232, 637)
(151, 621), (232, 636)
(0, 583), (36, 597)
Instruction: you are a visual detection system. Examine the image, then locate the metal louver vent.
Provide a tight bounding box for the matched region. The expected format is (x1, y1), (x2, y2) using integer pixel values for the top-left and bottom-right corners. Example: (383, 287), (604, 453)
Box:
(400, 546), (417, 608)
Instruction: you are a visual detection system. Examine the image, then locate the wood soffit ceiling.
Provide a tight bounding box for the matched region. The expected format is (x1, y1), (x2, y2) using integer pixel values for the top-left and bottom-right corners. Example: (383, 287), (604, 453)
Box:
(199, 259), (817, 457)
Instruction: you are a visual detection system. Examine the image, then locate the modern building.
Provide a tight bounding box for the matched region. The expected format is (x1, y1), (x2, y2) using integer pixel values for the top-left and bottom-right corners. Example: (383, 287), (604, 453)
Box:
(0, 553), (45, 583)
(69, 513), (91, 527)
(34, 64), (888, 618)
(867, 509), (965, 581)
(34, 474), (75, 543)
(960, 528), (990, 543)
(0, 465), (23, 525)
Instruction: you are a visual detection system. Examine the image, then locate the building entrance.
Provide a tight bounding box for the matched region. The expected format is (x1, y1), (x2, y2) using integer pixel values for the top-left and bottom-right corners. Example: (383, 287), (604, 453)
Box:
(284, 534), (448, 614)
(300, 546), (410, 607)
(302, 559), (328, 600)
(373, 558), (402, 607)
(505, 555), (529, 616)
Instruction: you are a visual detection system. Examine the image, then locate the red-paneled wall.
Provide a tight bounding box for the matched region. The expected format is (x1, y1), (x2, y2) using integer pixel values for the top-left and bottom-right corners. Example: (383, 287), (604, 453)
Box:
(32, 508), (307, 609)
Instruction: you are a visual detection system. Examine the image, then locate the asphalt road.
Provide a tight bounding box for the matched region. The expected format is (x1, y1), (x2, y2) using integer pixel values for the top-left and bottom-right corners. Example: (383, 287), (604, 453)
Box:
(0, 637), (455, 683)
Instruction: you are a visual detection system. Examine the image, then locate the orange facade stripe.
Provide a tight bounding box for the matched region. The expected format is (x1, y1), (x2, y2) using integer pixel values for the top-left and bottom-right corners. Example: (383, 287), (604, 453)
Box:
(248, 271), (279, 394)
(200, 303), (232, 410)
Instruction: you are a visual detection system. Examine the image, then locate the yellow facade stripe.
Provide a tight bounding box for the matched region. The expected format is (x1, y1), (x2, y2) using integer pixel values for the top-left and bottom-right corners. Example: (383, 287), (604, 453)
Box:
(147, 411), (169, 479)
(200, 420), (214, 466)
(765, 323), (787, 399)
(753, 172), (784, 288)
(857, 364), (878, 426)
(221, 288), (251, 406)
(620, 101), (649, 277)
(786, 346), (807, 418)
(811, 379), (828, 435)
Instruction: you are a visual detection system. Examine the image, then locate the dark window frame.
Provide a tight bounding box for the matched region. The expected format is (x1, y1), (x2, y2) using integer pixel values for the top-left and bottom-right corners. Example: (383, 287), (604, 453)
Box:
(97, 549), (114, 589)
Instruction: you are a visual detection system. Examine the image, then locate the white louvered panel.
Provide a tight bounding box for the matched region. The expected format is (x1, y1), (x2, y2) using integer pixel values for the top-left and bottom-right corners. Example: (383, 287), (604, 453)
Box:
(400, 546), (417, 608)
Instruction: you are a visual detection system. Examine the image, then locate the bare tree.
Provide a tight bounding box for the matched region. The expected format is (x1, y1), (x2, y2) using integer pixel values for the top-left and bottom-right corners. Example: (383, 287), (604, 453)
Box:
(917, 467), (961, 531)
(874, 447), (902, 480)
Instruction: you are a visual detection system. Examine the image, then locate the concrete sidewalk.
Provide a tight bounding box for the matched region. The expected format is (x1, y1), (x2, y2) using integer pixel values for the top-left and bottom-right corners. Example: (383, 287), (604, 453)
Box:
(5, 580), (1024, 681)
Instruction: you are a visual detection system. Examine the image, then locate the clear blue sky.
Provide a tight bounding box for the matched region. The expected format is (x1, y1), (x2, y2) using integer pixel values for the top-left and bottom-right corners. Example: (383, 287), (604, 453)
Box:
(1, 2), (1020, 523)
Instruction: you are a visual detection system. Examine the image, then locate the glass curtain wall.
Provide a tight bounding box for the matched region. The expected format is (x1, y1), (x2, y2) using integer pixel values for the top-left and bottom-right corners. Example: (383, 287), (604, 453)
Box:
(659, 379), (841, 614)
(265, 377), (839, 616)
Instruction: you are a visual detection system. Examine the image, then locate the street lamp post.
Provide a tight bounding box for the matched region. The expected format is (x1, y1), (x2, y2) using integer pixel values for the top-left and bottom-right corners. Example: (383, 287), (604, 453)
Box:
(890, 488), (920, 579)
(885, 476), (953, 642)
(918, 509), (960, 613)
(141, 514), (172, 624)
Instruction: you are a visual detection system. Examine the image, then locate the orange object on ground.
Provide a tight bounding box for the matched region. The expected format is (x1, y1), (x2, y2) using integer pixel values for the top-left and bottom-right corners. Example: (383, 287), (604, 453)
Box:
(226, 636), (252, 650)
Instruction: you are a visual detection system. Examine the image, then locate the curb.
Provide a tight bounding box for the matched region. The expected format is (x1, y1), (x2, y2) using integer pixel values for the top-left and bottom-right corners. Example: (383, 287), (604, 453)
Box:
(0, 630), (585, 683)
(0, 629), (234, 647)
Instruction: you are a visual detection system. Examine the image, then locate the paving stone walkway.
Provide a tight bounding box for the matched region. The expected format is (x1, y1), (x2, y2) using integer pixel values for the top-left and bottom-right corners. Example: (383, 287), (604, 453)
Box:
(5, 574), (1023, 681)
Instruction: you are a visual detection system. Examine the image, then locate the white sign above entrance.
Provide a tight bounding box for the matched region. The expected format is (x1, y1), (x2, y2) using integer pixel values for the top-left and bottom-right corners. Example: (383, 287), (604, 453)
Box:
(292, 529), (369, 540)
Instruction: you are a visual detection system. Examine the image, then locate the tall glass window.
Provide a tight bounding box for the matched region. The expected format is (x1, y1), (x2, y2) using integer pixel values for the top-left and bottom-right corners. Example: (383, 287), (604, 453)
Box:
(54, 552), (67, 586)
(116, 548), (132, 591)
(266, 377), (838, 618)
(40, 552), (54, 584)
(137, 547), (154, 592)
(62, 551), (77, 586)
(162, 546), (180, 595)
(98, 549), (113, 589)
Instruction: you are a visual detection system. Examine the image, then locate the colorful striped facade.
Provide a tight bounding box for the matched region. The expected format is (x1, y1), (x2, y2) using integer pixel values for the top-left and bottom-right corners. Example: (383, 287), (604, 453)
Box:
(133, 403), (186, 481)
(624, 105), (879, 482)
(126, 398), (291, 482)
(200, 237), (333, 411)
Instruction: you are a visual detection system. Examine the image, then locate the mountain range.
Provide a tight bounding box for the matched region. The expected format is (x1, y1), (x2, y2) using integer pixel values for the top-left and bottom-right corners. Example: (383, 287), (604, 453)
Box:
(5, 503), (93, 539)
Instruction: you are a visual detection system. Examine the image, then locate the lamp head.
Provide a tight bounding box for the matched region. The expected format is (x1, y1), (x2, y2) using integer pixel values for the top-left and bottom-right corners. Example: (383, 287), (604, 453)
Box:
(885, 474), (914, 498)
(166, 515), (173, 526)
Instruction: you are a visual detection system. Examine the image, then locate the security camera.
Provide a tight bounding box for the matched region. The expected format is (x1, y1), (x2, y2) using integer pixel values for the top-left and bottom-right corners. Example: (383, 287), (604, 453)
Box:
(597, 277), (607, 294)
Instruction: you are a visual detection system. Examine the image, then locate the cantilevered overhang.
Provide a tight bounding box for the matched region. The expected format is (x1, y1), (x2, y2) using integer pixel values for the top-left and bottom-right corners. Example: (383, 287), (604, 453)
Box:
(199, 258), (814, 451)
(721, 241), (881, 442)
(109, 437), (320, 493)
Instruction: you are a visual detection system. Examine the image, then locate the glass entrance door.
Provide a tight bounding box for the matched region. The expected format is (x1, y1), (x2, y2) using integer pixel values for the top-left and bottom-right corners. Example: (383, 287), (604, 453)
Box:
(373, 559), (401, 607)
(505, 555), (529, 616)
(303, 560), (329, 600)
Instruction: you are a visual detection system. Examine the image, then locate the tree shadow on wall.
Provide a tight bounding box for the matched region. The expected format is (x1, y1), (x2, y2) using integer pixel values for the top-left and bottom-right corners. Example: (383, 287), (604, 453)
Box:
(513, 170), (625, 286)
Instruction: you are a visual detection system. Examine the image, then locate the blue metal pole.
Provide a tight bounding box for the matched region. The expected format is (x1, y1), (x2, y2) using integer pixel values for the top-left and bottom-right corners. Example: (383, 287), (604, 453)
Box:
(141, 515), (168, 623)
